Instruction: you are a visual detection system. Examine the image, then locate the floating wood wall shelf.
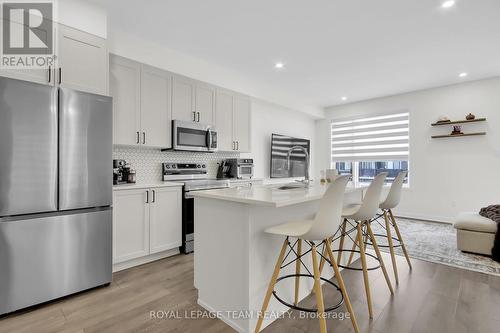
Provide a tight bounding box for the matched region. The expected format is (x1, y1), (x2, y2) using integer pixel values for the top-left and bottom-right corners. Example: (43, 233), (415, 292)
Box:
(431, 118), (486, 126)
(431, 132), (486, 139)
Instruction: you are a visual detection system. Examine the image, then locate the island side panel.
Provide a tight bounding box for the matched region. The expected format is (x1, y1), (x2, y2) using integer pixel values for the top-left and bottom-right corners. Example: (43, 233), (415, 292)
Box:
(194, 197), (251, 333)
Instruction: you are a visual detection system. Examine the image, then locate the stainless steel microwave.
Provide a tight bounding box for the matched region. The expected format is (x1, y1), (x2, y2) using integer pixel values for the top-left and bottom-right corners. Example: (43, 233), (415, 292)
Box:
(171, 120), (218, 152)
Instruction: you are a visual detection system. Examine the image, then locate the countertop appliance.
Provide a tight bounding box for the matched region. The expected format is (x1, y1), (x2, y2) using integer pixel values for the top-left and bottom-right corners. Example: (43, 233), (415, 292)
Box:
(113, 159), (128, 185)
(163, 163), (229, 253)
(163, 120), (217, 152)
(0, 77), (113, 315)
(226, 158), (254, 179)
(113, 159), (136, 185)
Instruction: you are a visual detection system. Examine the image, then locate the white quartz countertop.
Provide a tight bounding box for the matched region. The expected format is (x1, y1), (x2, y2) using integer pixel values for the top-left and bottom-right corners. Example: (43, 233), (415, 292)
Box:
(190, 184), (364, 208)
(113, 181), (184, 191)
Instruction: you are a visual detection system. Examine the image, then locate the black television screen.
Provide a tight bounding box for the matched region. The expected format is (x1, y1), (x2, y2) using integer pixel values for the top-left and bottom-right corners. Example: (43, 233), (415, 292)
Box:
(270, 134), (310, 178)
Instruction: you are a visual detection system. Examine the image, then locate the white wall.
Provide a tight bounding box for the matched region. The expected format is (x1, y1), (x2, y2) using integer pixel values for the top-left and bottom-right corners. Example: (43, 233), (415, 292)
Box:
(316, 77), (500, 223)
(57, 0), (107, 38)
(241, 99), (316, 180)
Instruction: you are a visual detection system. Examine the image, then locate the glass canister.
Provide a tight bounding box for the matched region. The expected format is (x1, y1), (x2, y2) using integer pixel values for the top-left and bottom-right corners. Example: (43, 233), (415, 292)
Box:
(127, 169), (137, 184)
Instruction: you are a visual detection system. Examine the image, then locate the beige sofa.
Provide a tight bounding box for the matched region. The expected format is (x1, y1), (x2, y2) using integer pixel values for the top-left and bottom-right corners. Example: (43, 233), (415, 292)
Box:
(454, 212), (496, 256)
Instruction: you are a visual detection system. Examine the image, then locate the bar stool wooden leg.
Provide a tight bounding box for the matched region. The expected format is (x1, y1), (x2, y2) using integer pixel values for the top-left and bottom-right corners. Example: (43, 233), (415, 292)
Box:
(357, 222), (373, 319)
(294, 239), (302, 306)
(337, 219), (348, 263)
(325, 238), (360, 333)
(315, 243), (328, 295)
(384, 211), (399, 285)
(311, 243), (327, 333)
(365, 222), (394, 295)
(347, 226), (360, 266)
(388, 209), (412, 269)
(254, 237), (289, 333)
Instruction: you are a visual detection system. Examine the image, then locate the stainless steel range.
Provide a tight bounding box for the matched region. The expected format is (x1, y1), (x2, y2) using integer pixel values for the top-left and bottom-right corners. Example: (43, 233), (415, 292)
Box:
(162, 163), (229, 253)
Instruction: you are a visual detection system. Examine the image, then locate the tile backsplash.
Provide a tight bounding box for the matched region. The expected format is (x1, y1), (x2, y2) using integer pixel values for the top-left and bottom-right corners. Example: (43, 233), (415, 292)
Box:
(113, 146), (240, 183)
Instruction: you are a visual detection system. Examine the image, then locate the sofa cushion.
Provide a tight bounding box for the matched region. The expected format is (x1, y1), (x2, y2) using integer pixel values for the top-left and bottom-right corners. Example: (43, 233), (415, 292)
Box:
(454, 212), (497, 233)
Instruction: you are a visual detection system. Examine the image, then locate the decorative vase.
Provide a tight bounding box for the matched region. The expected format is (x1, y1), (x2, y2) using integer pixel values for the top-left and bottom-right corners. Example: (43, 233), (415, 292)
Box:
(466, 113), (476, 120)
(451, 125), (463, 135)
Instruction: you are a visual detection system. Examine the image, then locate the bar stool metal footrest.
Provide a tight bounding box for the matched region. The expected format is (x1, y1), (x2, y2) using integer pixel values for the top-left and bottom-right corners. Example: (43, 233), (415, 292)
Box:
(364, 233), (402, 248)
(272, 274), (344, 312)
(330, 249), (381, 271)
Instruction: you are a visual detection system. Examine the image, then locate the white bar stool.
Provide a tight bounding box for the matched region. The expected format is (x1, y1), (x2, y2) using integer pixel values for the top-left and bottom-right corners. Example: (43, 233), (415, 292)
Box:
(376, 171), (412, 284)
(254, 175), (360, 333)
(330, 172), (394, 319)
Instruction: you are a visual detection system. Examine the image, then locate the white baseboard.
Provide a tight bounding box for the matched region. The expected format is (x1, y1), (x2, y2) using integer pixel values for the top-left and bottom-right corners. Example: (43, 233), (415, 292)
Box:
(197, 298), (246, 333)
(395, 212), (454, 224)
(113, 248), (180, 272)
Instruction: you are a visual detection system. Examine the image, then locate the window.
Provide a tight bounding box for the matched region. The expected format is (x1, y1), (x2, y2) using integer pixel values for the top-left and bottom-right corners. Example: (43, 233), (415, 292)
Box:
(331, 112), (409, 187)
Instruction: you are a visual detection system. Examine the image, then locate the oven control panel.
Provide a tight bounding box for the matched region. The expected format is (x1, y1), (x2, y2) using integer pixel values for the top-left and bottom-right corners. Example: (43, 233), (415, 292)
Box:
(162, 163), (208, 180)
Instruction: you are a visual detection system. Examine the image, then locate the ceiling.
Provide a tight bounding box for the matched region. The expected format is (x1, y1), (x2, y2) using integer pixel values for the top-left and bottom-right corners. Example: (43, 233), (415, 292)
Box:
(91, 0), (500, 114)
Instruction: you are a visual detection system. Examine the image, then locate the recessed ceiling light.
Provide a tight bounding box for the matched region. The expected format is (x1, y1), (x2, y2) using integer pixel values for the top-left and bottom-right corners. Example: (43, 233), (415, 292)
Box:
(459, 72), (468, 78)
(341, 96), (348, 101)
(441, 1), (456, 8)
(274, 62), (284, 69)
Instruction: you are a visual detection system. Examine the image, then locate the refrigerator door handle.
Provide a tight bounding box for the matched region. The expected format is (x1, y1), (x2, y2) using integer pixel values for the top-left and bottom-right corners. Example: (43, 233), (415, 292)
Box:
(145, 190), (149, 203)
(142, 132), (146, 144)
(136, 131), (140, 144)
(152, 190), (156, 203)
(58, 68), (62, 84)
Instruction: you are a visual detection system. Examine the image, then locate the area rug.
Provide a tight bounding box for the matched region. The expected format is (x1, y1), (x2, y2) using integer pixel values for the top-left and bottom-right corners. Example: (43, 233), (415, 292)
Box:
(370, 218), (500, 276)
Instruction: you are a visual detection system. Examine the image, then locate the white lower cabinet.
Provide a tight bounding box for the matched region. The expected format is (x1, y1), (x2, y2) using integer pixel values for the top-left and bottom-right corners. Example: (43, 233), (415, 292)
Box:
(113, 186), (182, 267)
(149, 187), (182, 254)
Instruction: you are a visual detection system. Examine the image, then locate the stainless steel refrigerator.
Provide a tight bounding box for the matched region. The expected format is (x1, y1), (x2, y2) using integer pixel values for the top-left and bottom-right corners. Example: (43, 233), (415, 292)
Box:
(0, 77), (112, 315)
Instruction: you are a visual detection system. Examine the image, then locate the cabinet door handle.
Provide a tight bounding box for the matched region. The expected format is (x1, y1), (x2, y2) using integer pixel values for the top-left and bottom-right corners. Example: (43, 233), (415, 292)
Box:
(47, 66), (51, 83)
(146, 190), (149, 203)
(152, 190), (156, 203)
(192, 111), (196, 122)
(232, 141), (235, 150)
(58, 68), (62, 84)
(142, 132), (146, 144)
(136, 131), (140, 144)
(197, 112), (200, 122)
(236, 141), (239, 150)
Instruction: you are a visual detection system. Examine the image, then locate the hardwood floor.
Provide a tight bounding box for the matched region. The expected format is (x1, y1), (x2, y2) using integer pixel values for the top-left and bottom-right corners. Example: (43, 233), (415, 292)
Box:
(1, 253), (499, 333)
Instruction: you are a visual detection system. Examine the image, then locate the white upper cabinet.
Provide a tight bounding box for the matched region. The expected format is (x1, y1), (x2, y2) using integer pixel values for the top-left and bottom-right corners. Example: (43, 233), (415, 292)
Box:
(110, 55), (251, 152)
(233, 95), (251, 152)
(57, 24), (108, 95)
(0, 18), (53, 85)
(140, 65), (172, 148)
(110, 55), (141, 146)
(195, 83), (215, 124)
(172, 75), (215, 124)
(172, 75), (196, 122)
(149, 187), (182, 254)
(215, 89), (234, 151)
(110, 55), (172, 148)
(215, 90), (252, 152)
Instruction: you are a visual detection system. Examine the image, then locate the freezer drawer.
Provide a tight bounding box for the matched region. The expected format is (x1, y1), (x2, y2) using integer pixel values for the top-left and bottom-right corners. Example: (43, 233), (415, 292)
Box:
(0, 77), (58, 217)
(0, 208), (112, 315)
(59, 88), (113, 211)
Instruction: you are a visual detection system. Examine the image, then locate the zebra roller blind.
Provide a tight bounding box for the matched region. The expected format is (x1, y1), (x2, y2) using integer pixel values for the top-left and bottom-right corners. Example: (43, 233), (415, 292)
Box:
(331, 111), (409, 162)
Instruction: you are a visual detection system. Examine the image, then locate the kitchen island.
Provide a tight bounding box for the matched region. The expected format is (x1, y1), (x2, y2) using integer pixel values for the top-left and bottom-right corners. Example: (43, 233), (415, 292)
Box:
(192, 183), (363, 333)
